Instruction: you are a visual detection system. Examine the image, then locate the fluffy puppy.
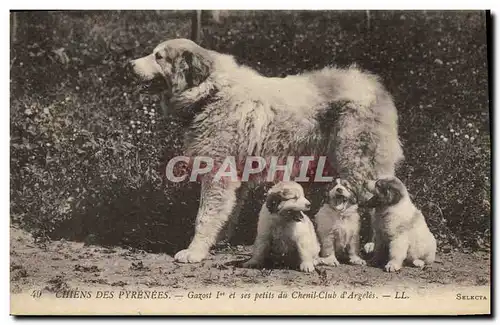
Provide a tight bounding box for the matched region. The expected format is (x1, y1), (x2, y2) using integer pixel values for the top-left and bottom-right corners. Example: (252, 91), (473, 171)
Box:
(365, 177), (436, 272)
(315, 179), (366, 266)
(243, 182), (320, 272)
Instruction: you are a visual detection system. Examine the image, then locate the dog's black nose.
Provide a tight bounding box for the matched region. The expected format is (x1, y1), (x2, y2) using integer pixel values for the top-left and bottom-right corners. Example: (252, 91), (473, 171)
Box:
(305, 202), (311, 209)
(336, 188), (343, 194)
(126, 60), (135, 73)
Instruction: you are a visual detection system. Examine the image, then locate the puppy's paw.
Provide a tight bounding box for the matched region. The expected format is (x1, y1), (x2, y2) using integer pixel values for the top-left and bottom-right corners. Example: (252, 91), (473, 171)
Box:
(242, 259), (263, 269)
(363, 242), (375, 254)
(174, 248), (207, 263)
(318, 255), (340, 267)
(299, 261), (316, 273)
(384, 260), (402, 272)
(349, 255), (367, 266)
(412, 259), (425, 269)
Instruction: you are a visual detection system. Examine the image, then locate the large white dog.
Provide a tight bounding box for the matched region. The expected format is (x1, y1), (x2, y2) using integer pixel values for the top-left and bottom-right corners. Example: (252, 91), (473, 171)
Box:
(130, 38), (403, 263)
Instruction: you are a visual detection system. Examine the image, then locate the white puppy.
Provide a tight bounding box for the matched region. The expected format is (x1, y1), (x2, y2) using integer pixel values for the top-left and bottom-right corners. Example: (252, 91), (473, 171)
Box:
(365, 176), (437, 272)
(243, 182), (320, 272)
(315, 179), (366, 267)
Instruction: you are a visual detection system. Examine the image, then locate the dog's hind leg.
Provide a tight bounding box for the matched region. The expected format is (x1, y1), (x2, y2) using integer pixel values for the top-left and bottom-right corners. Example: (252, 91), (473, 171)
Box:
(333, 100), (401, 202)
(220, 184), (250, 245)
(242, 210), (273, 269)
(174, 177), (241, 263)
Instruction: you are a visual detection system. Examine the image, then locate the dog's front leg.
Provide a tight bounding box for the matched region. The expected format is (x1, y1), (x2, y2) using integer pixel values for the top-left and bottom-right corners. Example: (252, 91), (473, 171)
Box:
(347, 231), (366, 266)
(384, 235), (409, 272)
(316, 229), (340, 266)
(174, 177), (241, 263)
(295, 224), (318, 273)
(318, 230), (334, 258)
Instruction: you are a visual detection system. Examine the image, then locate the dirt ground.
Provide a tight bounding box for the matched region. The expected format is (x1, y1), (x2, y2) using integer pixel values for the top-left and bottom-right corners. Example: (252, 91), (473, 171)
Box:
(10, 226), (490, 294)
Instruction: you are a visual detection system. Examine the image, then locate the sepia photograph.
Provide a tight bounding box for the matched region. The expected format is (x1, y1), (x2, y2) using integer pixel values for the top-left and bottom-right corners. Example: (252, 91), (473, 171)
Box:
(9, 9), (491, 315)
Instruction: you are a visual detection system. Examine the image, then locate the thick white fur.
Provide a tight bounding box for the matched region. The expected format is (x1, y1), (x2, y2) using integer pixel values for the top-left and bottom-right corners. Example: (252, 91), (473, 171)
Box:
(315, 179), (365, 267)
(131, 39), (404, 263)
(368, 178), (437, 272)
(243, 182), (320, 272)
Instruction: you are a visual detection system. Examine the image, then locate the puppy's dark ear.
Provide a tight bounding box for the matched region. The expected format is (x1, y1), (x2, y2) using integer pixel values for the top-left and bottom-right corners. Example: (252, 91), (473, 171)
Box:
(281, 188), (294, 199)
(362, 195), (380, 208)
(341, 181), (356, 201)
(266, 192), (283, 213)
(385, 187), (402, 205)
(182, 51), (210, 87)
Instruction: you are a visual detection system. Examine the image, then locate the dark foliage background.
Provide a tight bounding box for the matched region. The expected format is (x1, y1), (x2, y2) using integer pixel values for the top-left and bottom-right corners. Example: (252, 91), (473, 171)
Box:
(10, 10), (490, 255)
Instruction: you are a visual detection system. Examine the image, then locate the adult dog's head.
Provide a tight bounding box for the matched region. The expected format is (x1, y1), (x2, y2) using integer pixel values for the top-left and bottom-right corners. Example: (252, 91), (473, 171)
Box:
(129, 38), (213, 96)
(364, 176), (408, 208)
(266, 182), (311, 220)
(327, 178), (357, 212)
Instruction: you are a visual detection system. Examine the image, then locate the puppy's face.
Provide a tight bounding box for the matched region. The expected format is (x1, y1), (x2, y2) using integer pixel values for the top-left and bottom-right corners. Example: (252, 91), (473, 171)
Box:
(364, 177), (408, 208)
(130, 38), (212, 96)
(327, 178), (357, 211)
(266, 182), (311, 218)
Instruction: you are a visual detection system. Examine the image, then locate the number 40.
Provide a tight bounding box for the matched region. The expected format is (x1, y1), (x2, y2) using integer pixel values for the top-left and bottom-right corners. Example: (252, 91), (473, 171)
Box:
(30, 290), (42, 298)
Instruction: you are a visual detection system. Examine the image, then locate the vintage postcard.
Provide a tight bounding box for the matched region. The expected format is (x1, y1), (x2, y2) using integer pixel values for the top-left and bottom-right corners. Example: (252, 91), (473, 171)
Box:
(10, 10), (491, 315)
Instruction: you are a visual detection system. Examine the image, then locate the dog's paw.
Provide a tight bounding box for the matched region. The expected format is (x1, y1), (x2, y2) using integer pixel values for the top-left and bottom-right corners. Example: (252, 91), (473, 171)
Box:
(318, 255), (340, 267)
(299, 261), (316, 273)
(412, 259), (425, 269)
(363, 242), (375, 254)
(349, 255), (367, 266)
(242, 259), (263, 269)
(174, 248), (207, 263)
(384, 260), (402, 272)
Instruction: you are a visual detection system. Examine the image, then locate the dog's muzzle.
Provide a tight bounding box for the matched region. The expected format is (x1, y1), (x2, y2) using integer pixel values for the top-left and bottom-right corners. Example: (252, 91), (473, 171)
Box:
(127, 61), (170, 94)
(331, 193), (349, 212)
(142, 77), (171, 94)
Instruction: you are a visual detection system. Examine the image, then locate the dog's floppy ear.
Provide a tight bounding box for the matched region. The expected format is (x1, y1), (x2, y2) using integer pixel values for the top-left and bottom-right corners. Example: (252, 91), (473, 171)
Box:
(266, 191), (283, 214)
(373, 179), (402, 206)
(182, 51), (211, 87)
(281, 187), (295, 199)
(384, 186), (402, 206)
(341, 180), (358, 204)
(363, 195), (380, 208)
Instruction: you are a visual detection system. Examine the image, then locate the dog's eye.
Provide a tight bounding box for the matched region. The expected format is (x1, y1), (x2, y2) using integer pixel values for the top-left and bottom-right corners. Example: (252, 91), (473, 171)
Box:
(155, 52), (163, 61)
